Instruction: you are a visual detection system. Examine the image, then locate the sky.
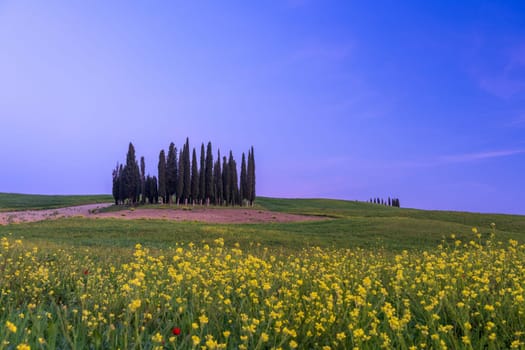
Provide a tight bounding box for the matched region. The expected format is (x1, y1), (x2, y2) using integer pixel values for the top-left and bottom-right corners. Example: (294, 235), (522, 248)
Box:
(1, 1), (524, 214)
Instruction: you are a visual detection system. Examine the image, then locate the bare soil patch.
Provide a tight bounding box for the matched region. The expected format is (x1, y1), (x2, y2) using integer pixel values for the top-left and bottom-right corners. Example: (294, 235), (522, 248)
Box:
(0, 204), (327, 225)
(0, 203), (113, 225)
(94, 207), (326, 224)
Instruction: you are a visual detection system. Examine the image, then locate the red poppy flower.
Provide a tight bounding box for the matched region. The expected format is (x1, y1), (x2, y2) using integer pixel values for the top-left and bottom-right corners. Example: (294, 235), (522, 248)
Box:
(172, 327), (181, 336)
(83, 269), (89, 275)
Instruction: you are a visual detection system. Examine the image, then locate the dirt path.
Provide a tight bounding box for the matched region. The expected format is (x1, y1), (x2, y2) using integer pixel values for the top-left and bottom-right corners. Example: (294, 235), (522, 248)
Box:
(0, 204), (327, 225)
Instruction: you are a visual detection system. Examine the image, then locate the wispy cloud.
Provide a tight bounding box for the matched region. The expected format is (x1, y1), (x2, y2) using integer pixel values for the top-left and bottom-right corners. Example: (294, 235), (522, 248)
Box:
(465, 36), (525, 99)
(506, 112), (525, 127)
(398, 149), (525, 168)
(478, 76), (525, 99)
(439, 149), (525, 163)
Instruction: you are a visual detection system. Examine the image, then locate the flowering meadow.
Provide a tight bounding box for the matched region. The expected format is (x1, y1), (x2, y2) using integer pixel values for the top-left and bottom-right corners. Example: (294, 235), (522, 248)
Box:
(1, 226), (525, 349)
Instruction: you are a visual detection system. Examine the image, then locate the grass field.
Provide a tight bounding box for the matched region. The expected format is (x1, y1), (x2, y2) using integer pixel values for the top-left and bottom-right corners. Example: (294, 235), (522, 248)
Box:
(1, 195), (525, 349)
(2, 195), (524, 252)
(0, 193), (113, 212)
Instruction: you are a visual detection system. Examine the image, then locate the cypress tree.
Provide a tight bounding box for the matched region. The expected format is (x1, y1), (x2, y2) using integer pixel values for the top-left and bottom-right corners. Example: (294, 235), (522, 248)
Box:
(214, 150), (223, 205)
(229, 151), (239, 206)
(205, 142), (214, 205)
(149, 176), (158, 204)
(177, 149), (184, 204)
(166, 142), (178, 204)
(158, 150), (167, 204)
(240, 153), (247, 205)
(199, 143), (205, 205)
(183, 138), (191, 205)
(140, 157), (146, 204)
(191, 148), (199, 205)
(247, 146), (256, 205)
(112, 163), (121, 205)
(145, 175), (152, 204)
(124, 142), (140, 205)
(222, 156), (230, 206)
(118, 164), (125, 204)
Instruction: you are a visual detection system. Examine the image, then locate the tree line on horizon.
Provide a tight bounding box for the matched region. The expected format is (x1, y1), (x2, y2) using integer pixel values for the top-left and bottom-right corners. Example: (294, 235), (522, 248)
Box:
(369, 197), (400, 207)
(112, 139), (255, 206)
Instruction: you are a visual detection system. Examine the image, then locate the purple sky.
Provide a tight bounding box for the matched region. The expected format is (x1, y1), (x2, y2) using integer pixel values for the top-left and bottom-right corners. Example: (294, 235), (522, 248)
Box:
(1, 1), (524, 214)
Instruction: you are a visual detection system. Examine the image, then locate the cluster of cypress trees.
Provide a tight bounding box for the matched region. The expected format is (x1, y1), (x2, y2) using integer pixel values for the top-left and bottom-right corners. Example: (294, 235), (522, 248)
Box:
(112, 139), (255, 206)
(369, 197), (400, 207)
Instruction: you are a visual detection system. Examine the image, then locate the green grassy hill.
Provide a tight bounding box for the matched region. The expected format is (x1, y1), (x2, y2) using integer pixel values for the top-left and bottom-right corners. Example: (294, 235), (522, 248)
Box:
(0, 192), (113, 211)
(2, 196), (524, 252)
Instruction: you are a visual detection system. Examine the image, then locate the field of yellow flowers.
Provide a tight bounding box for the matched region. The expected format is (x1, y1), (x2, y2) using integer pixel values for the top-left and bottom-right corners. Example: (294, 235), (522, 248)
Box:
(1, 226), (525, 349)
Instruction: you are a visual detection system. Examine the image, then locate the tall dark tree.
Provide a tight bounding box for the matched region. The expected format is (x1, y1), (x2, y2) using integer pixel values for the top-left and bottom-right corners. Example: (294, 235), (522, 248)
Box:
(177, 149), (184, 204)
(118, 164), (125, 204)
(191, 148), (199, 205)
(214, 150), (223, 205)
(240, 152), (247, 205)
(182, 138), (191, 204)
(140, 157), (146, 204)
(204, 142), (214, 205)
(158, 150), (167, 204)
(199, 143), (205, 205)
(222, 156), (230, 206)
(247, 147), (256, 205)
(145, 175), (152, 204)
(166, 142), (178, 204)
(112, 163), (121, 205)
(228, 151), (239, 206)
(152, 176), (159, 204)
(123, 142), (141, 204)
